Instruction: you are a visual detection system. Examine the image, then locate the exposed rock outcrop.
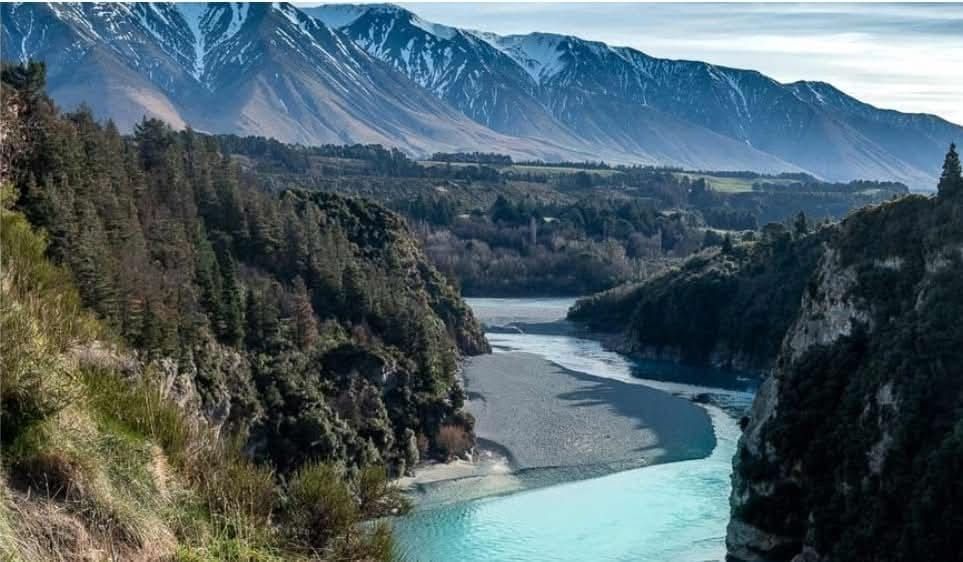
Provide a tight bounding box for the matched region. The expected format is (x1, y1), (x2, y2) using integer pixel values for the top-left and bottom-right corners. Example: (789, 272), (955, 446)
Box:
(727, 193), (963, 561)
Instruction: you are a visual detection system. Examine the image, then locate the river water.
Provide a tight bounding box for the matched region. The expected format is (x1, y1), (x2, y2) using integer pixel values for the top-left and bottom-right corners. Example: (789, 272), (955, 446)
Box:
(394, 298), (756, 562)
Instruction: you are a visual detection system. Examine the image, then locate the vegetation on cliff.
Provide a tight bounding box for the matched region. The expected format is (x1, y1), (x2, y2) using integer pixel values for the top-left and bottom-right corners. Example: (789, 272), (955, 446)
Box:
(0, 185), (413, 560)
(569, 215), (829, 370)
(728, 146), (963, 562)
(0, 61), (487, 560)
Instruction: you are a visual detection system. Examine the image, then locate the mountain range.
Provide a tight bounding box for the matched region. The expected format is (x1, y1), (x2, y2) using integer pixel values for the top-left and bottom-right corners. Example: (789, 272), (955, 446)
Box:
(3, 2), (960, 188)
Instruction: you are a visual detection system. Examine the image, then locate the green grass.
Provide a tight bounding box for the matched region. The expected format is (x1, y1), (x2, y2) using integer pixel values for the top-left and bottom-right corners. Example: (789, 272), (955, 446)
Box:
(671, 172), (773, 193)
(419, 161), (621, 177)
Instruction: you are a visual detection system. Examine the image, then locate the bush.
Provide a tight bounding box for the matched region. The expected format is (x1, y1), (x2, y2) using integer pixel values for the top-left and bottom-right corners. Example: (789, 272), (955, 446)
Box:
(284, 462), (358, 549)
(436, 425), (472, 460)
(355, 466), (410, 518)
(0, 194), (93, 445)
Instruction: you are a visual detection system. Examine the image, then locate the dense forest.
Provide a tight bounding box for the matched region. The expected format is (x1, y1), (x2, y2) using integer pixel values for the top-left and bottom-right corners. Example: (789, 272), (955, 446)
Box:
(0, 62), (486, 560)
(218, 135), (904, 296)
(729, 145), (963, 561)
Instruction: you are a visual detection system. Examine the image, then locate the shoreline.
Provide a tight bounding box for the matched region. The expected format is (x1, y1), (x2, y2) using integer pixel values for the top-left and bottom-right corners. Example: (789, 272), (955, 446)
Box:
(399, 349), (716, 503)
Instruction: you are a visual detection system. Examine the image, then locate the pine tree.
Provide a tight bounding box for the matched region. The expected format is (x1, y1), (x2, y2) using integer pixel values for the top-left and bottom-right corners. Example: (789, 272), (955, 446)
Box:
(140, 297), (163, 358)
(217, 251), (244, 346)
(244, 289), (263, 351)
(342, 264), (370, 321)
(938, 143), (962, 196)
(133, 118), (174, 171)
(794, 211), (809, 238)
(289, 276), (319, 350)
(195, 232), (223, 323)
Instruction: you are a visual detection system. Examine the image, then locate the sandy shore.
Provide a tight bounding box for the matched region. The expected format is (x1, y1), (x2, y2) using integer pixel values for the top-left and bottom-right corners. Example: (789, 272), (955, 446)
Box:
(399, 350), (715, 503)
(465, 351), (715, 472)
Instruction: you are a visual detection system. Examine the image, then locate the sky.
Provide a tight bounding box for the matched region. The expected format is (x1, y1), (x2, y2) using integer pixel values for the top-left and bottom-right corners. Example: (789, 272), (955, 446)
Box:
(374, 2), (963, 125)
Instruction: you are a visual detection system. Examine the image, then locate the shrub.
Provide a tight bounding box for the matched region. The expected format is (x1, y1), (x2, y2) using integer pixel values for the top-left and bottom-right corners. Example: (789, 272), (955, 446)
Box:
(355, 465), (410, 518)
(82, 366), (197, 467)
(0, 196), (92, 445)
(436, 424), (472, 460)
(283, 462), (358, 550)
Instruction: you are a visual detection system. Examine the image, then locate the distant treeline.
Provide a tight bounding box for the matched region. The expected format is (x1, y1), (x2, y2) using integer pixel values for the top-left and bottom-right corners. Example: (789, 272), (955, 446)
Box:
(430, 151), (513, 165)
(752, 178), (909, 193)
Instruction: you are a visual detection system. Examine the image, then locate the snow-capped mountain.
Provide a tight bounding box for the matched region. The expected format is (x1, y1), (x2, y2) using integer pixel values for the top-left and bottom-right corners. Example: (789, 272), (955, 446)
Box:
(4, 2), (961, 187)
(0, 2), (578, 159)
(307, 4), (570, 141)
(310, 3), (962, 187)
(306, 4), (796, 174)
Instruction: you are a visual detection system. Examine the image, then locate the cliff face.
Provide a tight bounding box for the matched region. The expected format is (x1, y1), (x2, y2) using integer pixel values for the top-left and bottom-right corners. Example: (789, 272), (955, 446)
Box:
(728, 193), (963, 562)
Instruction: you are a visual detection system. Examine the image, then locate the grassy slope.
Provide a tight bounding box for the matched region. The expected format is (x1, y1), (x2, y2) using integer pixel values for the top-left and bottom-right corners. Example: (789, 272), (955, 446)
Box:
(0, 187), (404, 561)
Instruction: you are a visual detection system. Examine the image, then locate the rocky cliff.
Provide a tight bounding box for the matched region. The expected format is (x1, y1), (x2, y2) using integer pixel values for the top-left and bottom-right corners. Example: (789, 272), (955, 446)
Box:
(727, 171), (963, 561)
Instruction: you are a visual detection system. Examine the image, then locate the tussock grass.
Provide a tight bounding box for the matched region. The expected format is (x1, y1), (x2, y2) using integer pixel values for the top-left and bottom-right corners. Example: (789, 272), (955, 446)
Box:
(1, 193), (408, 561)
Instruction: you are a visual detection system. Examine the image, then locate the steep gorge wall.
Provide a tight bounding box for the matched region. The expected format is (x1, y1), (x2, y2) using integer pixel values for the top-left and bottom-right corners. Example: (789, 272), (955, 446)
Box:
(727, 193), (963, 561)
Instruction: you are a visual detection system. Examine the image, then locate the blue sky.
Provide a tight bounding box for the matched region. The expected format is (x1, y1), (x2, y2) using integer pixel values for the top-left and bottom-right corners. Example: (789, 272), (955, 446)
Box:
(375, 2), (963, 125)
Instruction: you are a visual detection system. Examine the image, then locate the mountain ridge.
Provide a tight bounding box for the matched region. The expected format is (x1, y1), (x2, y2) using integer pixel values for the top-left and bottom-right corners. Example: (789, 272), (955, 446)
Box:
(4, 2), (960, 188)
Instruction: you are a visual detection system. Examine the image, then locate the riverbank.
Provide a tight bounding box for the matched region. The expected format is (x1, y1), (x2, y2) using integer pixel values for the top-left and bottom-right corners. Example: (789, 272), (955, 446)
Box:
(395, 297), (754, 560)
(398, 348), (716, 504)
(467, 351), (714, 470)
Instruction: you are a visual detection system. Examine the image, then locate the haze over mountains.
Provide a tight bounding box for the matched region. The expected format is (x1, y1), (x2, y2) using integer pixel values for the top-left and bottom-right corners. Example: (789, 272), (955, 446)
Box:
(3, 2), (960, 188)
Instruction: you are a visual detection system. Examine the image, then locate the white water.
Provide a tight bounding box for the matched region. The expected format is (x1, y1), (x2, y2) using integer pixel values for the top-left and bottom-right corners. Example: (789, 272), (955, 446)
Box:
(395, 298), (755, 562)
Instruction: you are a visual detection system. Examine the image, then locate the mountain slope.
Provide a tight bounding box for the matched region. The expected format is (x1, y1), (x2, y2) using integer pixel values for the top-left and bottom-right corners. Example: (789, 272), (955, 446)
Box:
(308, 4), (578, 143)
(487, 22), (961, 186)
(4, 2), (961, 186)
(0, 2), (581, 161)
(728, 162), (963, 561)
(309, 5), (801, 173)
(311, 3), (963, 187)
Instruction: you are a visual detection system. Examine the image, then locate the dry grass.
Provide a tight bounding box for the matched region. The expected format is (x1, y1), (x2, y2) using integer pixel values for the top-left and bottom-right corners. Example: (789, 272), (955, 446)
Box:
(435, 425), (472, 460)
(0, 191), (402, 562)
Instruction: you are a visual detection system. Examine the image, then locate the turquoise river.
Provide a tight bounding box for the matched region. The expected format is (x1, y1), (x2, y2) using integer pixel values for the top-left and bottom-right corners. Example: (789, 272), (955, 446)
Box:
(394, 298), (756, 562)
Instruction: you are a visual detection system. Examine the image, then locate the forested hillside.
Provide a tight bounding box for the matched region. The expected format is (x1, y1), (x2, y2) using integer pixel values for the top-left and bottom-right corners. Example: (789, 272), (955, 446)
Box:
(568, 217), (831, 370)
(567, 139), (963, 560)
(728, 147), (963, 561)
(0, 62), (486, 559)
(216, 135), (905, 296)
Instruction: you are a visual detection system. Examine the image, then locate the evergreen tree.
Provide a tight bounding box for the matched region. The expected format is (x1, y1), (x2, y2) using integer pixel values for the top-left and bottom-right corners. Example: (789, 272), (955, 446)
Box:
(244, 289), (263, 350)
(794, 211), (809, 238)
(342, 264), (370, 322)
(938, 143), (962, 196)
(217, 251), (244, 346)
(139, 297), (163, 358)
(289, 276), (319, 350)
(721, 234), (734, 255)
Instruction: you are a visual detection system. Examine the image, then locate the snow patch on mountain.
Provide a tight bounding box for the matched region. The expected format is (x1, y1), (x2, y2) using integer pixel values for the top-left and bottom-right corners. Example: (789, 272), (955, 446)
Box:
(309, 3), (368, 28)
(487, 33), (568, 84)
(409, 14), (456, 40)
(174, 3), (208, 78)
